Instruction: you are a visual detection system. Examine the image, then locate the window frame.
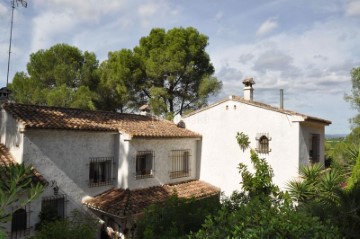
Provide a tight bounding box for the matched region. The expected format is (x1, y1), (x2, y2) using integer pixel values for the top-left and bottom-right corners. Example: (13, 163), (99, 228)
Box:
(89, 157), (114, 187)
(41, 195), (66, 221)
(169, 149), (191, 179)
(256, 133), (271, 154)
(310, 134), (320, 163)
(135, 151), (155, 179)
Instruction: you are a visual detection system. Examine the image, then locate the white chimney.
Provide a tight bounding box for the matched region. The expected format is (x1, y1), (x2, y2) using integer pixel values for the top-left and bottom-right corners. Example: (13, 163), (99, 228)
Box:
(242, 77), (255, 101)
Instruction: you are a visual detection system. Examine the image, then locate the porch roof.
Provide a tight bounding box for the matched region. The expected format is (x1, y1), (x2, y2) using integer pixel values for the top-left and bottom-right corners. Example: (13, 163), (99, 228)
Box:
(83, 180), (220, 217)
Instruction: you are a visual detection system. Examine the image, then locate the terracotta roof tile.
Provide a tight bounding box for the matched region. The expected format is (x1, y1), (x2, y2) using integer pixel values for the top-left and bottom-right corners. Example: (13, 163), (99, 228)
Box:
(2, 103), (201, 138)
(184, 96), (331, 125)
(0, 144), (17, 166)
(84, 180), (220, 216)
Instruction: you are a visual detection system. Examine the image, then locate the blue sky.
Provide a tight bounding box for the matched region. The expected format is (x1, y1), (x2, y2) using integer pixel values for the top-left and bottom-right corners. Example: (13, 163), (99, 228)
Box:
(0, 0), (360, 134)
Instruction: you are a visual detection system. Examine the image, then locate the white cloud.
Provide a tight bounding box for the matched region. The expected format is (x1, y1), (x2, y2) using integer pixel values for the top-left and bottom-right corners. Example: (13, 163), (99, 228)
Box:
(31, 11), (79, 52)
(215, 11), (223, 21)
(138, 2), (158, 18)
(345, 0), (360, 16)
(256, 18), (278, 36)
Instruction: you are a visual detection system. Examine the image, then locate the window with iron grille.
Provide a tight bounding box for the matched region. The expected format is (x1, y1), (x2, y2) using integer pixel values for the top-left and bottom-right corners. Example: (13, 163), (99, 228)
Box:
(136, 151), (154, 179)
(256, 133), (271, 154)
(89, 157), (113, 187)
(41, 195), (66, 221)
(169, 150), (190, 179)
(11, 208), (30, 239)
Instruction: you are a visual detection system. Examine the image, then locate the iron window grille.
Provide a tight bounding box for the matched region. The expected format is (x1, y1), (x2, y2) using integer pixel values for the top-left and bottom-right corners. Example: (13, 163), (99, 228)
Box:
(169, 150), (190, 179)
(256, 133), (272, 154)
(10, 206), (31, 239)
(89, 157), (114, 187)
(135, 151), (154, 179)
(41, 195), (66, 220)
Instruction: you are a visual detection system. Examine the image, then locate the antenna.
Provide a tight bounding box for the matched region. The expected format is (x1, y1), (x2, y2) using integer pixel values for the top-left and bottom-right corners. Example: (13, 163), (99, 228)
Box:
(6, 0), (27, 87)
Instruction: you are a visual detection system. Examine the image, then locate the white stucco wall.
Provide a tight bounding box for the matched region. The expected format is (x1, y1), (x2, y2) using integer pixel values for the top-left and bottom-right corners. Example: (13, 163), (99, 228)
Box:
(183, 99), (302, 195)
(0, 109), (24, 163)
(118, 138), (199, 189)
(23, 130), (117, 197)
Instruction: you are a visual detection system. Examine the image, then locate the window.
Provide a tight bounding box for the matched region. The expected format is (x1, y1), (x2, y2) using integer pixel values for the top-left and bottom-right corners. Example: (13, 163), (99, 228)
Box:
(136, 151), (154, 179)
(41, 195), (66, 221)
(11, 208), (29, 238)
(89, 157), (113, 187)
(310, 134), (320, 163)
(169, 150), (190, 179)
(256, 133), (271, 154)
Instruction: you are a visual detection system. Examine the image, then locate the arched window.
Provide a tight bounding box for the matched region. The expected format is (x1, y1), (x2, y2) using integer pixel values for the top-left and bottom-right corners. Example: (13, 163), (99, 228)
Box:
(11, 208), (27, 233)
(256, 133), (271, 154)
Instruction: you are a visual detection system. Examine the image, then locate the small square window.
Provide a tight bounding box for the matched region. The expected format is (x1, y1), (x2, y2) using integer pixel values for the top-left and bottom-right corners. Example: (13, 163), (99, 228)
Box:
(136, 151), (154, 179)
(89, 157), (113, 187)
(41, 195), (66, 220)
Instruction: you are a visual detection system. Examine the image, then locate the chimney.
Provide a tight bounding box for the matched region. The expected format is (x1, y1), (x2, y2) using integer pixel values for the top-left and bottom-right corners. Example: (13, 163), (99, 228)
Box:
(280, 89), (284, 109)
(242, 77), (255, 101)
(139, 104), (151, 116)
(0, 87), (11, 104)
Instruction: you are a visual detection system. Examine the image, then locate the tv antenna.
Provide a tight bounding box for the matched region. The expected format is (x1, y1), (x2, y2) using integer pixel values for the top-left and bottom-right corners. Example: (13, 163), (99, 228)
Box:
(6, 0), (27, 87)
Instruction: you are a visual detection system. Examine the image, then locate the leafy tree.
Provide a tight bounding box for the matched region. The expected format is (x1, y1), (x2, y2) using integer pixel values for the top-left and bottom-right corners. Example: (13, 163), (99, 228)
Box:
(30, 210), (98, 239)
(0, 163), (44, 236)
(346, 67), (360, 125)
(97, 49), (143, 112)
(100, 27), (222, 116)
(136, 195), (219, 239)
(9, 43), (99, 110)
(190, 151), (340, 239)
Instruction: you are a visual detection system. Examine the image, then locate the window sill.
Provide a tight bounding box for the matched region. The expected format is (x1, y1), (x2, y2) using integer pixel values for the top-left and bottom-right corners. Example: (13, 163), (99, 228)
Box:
(169, 171), (190, 179)
(88, 180), (113, 187)
(135, 174), (154, 180)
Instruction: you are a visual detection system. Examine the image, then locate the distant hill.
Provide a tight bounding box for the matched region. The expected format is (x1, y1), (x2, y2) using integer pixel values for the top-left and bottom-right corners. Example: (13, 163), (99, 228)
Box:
(325, 134), (347, 139)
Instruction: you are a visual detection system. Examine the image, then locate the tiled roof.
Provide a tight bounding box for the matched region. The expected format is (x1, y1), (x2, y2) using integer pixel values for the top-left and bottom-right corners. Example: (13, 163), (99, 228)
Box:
(0, 144), (17, 166)
(0, 144), (46, 184)
(2, 103), (201, 138)
(184, 96), (331, 125)
(84, 180), (220, 216)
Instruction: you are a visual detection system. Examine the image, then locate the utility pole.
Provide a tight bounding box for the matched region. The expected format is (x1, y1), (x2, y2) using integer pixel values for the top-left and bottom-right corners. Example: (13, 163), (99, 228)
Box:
(6, 0), (27, 87)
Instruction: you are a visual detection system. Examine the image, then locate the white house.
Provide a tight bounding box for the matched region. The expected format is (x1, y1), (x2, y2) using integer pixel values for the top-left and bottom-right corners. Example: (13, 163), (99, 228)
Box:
(182, 78), (331, 195)
(0, 103), (219, 239)
(0, 78), (331, 238)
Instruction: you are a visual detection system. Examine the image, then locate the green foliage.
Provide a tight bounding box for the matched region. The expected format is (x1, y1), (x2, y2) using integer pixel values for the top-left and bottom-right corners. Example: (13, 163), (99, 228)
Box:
(287, 164), (344, 205)
(288, 164), (360, 238)
(0, 163), (44, 224)
(9, 43), (100, 110)
(30, 210), (98, 239)
(235, 132), (250, 152)
(190, 151), (340, 239)
(348, 151), (360, 188)
(136, 195), (219, 239)
(346, 67), (360, 124)
(326, 129), (360, 176)
(100, 27), (222, 115)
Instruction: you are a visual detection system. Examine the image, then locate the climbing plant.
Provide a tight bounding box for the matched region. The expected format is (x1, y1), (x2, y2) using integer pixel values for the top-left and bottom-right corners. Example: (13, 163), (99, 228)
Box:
(236, 132), (250, 151)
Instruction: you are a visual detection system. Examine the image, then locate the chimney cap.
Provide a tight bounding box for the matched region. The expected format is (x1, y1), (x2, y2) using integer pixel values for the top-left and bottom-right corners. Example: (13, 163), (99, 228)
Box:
(242, 77), (255, 87)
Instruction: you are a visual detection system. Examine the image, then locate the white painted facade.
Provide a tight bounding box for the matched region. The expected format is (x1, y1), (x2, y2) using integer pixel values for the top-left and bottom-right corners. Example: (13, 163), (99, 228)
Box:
(182, 96), (328, 196)
(0, 108), (199, 238)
